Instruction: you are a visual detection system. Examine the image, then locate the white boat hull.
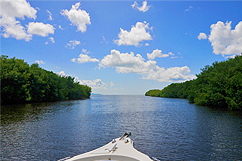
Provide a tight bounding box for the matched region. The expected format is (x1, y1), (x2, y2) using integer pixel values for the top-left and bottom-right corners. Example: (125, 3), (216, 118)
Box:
(64, 133), (153, 161)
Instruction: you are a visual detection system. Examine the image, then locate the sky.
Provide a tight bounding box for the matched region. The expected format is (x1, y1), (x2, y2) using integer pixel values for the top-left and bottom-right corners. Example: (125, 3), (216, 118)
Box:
(1, 0), (242, 95)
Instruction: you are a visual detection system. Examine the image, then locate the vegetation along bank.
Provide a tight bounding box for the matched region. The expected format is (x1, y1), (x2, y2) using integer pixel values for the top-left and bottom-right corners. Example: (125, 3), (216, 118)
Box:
(1, 55), (91, 105)
(145, 55), (242, 111)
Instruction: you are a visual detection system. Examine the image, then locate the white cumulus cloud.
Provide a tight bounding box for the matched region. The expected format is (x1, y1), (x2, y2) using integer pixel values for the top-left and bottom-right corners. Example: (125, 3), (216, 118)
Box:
(0, 0), (37, 41)
(99, 49), (156, 74)
(77, 78), (107, 89)
(57, 71), (66, 77)
(65, 40), (81, 49)
(72, 49), (99, 63)
(197, 33), (207, 40)
(208, 21), (242, 57)
(27, 22), (55, 37)
(114, 21), (152, 46)
(60, 2), (91, 33)
(131, 1), (151, 12)
(143, 66), (197, 82)
(35, 60), (45, 64)
(147, 49), (170, 59)
(99, 49), (196, 82)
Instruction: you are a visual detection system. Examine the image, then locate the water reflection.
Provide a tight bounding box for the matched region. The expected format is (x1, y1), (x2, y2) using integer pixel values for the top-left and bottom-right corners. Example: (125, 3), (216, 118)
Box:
(1, 96), (242, 160)
(1, 101), (77, 125)
(193, 107), (242, 160)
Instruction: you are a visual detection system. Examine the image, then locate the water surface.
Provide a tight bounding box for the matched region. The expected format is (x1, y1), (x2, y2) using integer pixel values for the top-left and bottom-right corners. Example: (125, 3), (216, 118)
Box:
(1, 95), (242, 160)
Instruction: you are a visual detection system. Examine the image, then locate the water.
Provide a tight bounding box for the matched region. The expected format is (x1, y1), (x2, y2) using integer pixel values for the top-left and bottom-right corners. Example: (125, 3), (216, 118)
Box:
(1, 95), (242, 160)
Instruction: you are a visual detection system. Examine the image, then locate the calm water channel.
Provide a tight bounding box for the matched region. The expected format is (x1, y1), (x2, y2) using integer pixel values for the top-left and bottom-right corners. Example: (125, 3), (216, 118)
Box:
(1, 95), (242, 160)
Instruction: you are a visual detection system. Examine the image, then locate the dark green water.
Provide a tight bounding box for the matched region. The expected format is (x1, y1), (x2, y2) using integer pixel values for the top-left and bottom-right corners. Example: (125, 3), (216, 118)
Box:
(1, 95), (242, 160)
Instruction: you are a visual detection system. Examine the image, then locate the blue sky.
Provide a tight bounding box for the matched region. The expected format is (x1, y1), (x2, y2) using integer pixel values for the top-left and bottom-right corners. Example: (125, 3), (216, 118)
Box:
(1, 0), (242, 95)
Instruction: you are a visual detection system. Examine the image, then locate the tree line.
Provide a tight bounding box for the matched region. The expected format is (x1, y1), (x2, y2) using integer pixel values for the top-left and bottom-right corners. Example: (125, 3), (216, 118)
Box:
(145, 55), (242, 111)
(1, 55), (91, 105)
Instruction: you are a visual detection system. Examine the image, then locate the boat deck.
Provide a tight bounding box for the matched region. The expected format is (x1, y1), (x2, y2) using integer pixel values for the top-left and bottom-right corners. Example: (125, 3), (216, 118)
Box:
(65, 136), (153, 161)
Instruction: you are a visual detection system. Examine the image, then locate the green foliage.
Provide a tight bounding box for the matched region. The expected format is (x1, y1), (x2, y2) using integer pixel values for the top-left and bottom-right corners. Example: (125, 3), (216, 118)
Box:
(145, 89), (162, 97)
(1, 55), (92, 105)
(145, 55), (242, 110)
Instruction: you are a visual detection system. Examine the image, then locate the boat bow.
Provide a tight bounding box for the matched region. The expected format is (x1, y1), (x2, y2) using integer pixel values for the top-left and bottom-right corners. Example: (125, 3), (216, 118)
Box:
(64, 132), (154, 161)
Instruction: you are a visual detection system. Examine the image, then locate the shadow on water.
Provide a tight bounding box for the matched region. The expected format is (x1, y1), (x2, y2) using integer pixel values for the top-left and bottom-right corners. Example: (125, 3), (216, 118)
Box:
(1, 101), (78, 125)
(1, 100), (89, 161)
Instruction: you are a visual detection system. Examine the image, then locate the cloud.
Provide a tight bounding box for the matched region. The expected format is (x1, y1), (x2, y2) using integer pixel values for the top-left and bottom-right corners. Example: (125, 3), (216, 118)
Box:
(65, 40), (81, 49)
(131, 1), (151, 12)
(77, 78), (107, 89)
(99, 49), (155, 74)
(185, 6), (194, 12)
(56, 73), (112, 90)
(60, 2), (91, 32)
(171, 56), (179, 59)
(110, 81), (114, 87)
(59, 25), (63, 30)
(49, 37), (55, 43)
(27, 22), (55, 37)
(72, 49), (99, 63)
(143, 66), (197, 82)
(0, 1), (54, 41)
(197, 33), (207, 40)
(75, 77), (114, 89)
(0, 0), (37, 41)
(147, 49), (170, 59)
(101, 36), (108, 43)
(45, 37), (55, 44)
(169, 52), (175, 56)
(0, 0), (37, 20)
(57, 73), (112, 90)
(57, 71), (66, 77)
(47, 10), (53, 20)
(35, 60), (45, 64)
(99, 49), (196, 82)
(131, 2), (138, 9)
(208, 21), (242, 57)
(71, 54), (99, 63)
(114, 21), (152, 46)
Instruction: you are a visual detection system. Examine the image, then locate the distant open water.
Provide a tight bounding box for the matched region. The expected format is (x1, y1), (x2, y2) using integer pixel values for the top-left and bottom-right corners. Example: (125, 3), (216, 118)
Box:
(1, 95), (242, 160)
